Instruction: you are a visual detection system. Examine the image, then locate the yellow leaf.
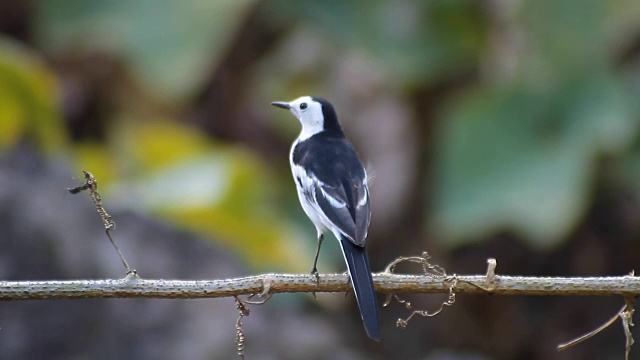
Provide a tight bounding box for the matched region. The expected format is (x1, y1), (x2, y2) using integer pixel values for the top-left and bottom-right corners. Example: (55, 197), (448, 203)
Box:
(0, 36), (66, 152)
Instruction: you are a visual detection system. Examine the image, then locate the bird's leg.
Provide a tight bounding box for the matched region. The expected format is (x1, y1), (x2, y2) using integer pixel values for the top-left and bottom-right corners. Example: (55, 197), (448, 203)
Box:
(310, 233), (324, 283)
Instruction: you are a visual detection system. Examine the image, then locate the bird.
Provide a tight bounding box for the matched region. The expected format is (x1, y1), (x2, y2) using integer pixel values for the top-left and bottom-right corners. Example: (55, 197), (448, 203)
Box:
(271, 96), (380, 341)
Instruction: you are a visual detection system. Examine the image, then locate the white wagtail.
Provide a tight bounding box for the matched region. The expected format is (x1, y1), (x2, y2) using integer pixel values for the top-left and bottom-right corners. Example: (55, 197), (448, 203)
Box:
(272, 96), (380, 341)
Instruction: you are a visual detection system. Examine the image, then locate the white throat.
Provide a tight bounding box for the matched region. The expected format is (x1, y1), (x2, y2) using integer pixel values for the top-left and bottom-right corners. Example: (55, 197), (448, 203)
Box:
(297, 116), (324, 141)
(290, 98), (325, 141)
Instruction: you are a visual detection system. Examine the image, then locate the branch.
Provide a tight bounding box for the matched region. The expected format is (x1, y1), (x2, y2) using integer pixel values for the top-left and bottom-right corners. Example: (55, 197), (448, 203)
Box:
(58, 172), (638, 357)
(1, 272), (639, 301)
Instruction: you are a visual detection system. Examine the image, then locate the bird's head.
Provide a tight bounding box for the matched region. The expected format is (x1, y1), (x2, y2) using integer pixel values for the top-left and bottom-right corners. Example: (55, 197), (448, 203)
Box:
(272, 96), (341, 140)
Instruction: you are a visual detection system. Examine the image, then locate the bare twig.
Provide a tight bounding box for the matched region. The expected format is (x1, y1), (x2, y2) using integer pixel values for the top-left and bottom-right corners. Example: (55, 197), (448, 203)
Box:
(486, 258), (497, 286)
(382, 252), (460, 327)
(557, 270), (636, 356)
(557, 303), (628, 351)
(68, 171), (115, 230)
(231, 278), (276, 359)
(1, 273), (640, 301)
(1, 269), (637, 357)
(392, 278), (457, 329)
(238, 277), (274, 305)
(68, 171), (133, 273)
(234, 296), (250, 360)
(622, 296), (635, 360)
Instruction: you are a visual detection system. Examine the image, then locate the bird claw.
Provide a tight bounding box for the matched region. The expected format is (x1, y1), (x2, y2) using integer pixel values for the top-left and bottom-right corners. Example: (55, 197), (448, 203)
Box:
(344, 271), (352, 297)
(310, 268), (320, 284)
(310, 268), (320, 300)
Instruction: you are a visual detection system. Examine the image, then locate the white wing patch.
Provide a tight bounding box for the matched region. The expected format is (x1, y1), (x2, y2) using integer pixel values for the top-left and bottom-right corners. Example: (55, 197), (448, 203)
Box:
(291, 163), (330, 234)
(359, 170), (369, 207)
(358, 187), (368, 207)
(320, 187), (346, 208)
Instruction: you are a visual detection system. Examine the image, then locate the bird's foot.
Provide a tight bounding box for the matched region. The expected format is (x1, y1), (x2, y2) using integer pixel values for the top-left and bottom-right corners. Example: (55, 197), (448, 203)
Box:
(310, 268), (320, 300)
(311, 268), (320, 284)
(343, 271), (351, 297)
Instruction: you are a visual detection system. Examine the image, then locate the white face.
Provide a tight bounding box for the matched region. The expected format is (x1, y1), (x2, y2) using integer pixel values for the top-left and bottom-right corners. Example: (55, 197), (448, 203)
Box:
(285, 96), (325, 140)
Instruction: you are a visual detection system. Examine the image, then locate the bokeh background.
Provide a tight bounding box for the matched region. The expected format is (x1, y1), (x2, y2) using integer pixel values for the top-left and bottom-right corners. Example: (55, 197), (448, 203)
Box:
(1, 0), (640, 359)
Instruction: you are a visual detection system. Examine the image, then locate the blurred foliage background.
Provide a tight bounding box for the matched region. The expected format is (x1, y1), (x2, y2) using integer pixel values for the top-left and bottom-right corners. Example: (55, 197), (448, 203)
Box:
(1, 0), (640, 359)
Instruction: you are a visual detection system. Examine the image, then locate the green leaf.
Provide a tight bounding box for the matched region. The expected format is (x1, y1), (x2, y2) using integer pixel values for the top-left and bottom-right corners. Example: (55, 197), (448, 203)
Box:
(35, 0), (256, 101)
(433, 78), (636, 248)
(271, 0), (485, 88)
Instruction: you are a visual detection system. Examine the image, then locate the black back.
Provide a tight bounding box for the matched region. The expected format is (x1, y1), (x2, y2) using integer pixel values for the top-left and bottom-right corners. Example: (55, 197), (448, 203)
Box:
(292, 132), (370, 245)
(293, 134), (363, 184)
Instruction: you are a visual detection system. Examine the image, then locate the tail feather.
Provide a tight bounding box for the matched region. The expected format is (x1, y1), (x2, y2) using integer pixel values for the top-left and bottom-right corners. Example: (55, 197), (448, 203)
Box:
(339, 237), (380, 341)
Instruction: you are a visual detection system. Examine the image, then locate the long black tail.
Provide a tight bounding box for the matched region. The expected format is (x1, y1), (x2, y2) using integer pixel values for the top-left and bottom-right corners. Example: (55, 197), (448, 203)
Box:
(339, 237), (380, 341)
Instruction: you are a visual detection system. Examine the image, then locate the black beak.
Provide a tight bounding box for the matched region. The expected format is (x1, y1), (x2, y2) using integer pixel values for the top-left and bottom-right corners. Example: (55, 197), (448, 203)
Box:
(271, 101), (291, 110)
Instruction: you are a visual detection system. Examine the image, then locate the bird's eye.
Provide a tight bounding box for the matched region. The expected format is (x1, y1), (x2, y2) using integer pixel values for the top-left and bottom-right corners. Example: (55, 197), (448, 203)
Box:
(299, 103), (308, 110)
